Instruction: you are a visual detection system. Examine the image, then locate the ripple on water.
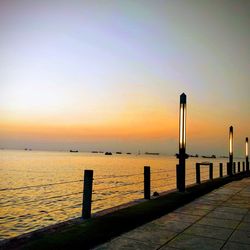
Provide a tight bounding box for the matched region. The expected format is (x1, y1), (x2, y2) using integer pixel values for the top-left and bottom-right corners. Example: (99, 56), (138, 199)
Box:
(0, 151), (230, 240)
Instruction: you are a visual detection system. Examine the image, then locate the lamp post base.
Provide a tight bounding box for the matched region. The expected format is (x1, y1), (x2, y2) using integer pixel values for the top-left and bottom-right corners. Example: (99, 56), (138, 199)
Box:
(176, 152), (188, 192)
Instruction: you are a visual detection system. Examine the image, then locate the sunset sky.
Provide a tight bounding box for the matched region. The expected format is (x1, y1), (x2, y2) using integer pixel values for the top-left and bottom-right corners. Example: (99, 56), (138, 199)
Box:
(0, 1), (249, 156)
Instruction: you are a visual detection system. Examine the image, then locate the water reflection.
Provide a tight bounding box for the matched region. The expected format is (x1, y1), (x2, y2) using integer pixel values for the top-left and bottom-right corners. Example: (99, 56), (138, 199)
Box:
(0, 150), (231, 239)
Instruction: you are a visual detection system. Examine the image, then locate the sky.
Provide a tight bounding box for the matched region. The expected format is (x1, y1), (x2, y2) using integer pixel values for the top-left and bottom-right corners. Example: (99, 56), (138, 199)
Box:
(0, 0), (249, 156)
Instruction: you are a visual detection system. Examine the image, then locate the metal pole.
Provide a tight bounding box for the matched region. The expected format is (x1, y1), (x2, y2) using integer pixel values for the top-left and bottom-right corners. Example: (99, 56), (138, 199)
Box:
(227, 162), (230, 176)
(196, 163), (201, 184)
(228, 126), (233, 176)
(144, 166), (151, 199)
(209, 163), (213, 180)
(219, 163), (223, 178)
(82, 170), (93, 219)
(246, 137), (249, 172)
(176, 93), (188, 192)
(177, 149), (186, 192)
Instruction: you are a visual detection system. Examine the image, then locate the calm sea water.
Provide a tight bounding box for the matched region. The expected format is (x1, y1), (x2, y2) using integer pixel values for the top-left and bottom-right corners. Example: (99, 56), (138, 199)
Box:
(0, 150), (233, 239)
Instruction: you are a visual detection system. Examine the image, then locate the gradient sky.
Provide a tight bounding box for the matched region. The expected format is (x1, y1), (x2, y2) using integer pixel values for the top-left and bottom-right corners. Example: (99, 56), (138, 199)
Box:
(0, 0), (249, 156)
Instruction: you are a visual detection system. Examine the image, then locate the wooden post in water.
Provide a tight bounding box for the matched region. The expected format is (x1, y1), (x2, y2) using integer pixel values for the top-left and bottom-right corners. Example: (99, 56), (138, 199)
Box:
(82, 170), (93, 219)
(209, 163), (213, 180)
(219, 163), (223, 178)
(144, 166), (151, 199)
(196, 163), (201, 184)
(238, 162), (240, 173)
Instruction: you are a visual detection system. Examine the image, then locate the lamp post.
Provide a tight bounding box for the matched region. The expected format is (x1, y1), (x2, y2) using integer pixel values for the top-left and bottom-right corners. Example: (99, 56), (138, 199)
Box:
(227, 126), (233, 176)
(176, 93), (188, 192)
(246, 137), (249, 172)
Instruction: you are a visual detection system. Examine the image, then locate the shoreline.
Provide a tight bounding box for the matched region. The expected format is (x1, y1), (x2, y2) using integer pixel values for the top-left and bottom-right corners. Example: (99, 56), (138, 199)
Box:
(1, 172), (249, 250)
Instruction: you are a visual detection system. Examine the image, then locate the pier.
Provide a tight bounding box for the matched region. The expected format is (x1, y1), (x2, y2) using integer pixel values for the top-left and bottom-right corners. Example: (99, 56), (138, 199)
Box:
(2, 172), (249, 249)
(95, 177), (250, 249)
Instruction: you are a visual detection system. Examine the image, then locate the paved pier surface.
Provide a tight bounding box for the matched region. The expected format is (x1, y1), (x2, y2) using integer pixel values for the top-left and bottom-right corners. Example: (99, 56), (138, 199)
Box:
(94, 177), (250, 250)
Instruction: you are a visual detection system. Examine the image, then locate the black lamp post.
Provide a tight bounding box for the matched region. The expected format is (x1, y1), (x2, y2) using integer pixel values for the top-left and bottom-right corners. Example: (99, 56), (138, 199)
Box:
(227, 126), (233, 176)
(176, 93), (188, 192)
(246, 137), (249, 172)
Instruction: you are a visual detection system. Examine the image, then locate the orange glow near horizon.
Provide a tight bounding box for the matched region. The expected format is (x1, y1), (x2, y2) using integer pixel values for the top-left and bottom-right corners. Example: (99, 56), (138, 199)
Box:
(0, 114), (177, 141)
(0, 110), (234, 143)
(0, 88), (248, 153)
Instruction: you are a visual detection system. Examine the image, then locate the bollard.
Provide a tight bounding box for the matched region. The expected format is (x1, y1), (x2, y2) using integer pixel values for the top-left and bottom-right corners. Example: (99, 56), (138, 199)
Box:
(196, 163), (201, 184)
(227, 162), (232, 176)
(238, 162), (240, 173)
(82, 170), (93, 219)
(243, 162), (245, 172)
(176, 164), (179, 190)
(176, 163), (186, 192)
(233, 162), (236, 174)
(219, 163), (223, 178)
(144, 166), (151, 199)
(209, 163), (213, 180)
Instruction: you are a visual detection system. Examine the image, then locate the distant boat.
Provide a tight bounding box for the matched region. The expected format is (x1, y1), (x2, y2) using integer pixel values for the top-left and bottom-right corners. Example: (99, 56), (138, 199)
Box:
(200, 161), (210, 165)
(202, 155), (216, 159)
(189, 154), (199, 157)
(126, 152), (131, 155)
(70, 150), (78, 153)
(145, 152), (160, 155)
(105, 152), (112, 155)
(116, 152), (122, 154)
(91, 151), (98, 153)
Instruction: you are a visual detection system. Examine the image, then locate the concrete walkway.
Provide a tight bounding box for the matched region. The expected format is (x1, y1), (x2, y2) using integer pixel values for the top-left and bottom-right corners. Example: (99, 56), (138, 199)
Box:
(94, 177), (250, 250)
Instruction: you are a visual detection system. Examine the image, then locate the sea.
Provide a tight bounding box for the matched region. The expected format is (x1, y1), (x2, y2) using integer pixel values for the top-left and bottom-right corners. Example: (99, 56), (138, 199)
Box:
(0, 150), (238, 240)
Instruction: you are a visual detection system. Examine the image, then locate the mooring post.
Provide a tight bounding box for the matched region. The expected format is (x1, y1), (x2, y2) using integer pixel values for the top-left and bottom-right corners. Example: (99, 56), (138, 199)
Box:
(219, 163), (223, 178)
(196, 163), (201, 184)
(144, 166), (151, 199)
(82, 170), (93, 219)
(209, 163), (213, 180)
(243, 162), (245, 172)
(238, 162), (240, 173)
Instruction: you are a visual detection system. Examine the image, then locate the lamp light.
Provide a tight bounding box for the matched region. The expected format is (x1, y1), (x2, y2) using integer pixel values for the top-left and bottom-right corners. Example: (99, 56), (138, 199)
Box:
(179, 93), (186, 150)
(246, 137), (248, 158)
